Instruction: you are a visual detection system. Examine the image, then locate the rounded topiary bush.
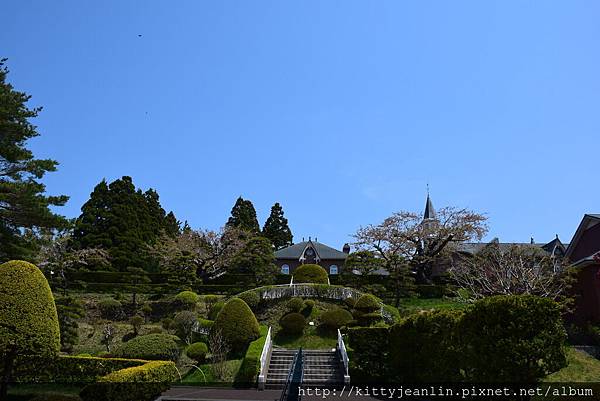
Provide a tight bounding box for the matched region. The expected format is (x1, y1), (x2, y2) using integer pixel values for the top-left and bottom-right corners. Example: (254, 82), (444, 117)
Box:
(114, 333), (181, 361)
(213, 298), (260, 354)
(0, 260), (60, 370)
(174, 291), (199, 309)
(186, 342), (208, 363)
(280, 313), (306, 335)
(320, 308), (354, 331)
(293, 264), (329, 284)
(343, 297), (357, 309)
(354, 294), (380, 313)
(287, 297), (305, 313)
(304, 299), (315, 310)
(237, 291), (260, 311)
(98, 298), (123, 320)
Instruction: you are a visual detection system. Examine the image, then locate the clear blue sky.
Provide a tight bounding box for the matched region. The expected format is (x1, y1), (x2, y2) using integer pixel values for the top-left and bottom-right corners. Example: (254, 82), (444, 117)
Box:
(2, 1), (599, 248)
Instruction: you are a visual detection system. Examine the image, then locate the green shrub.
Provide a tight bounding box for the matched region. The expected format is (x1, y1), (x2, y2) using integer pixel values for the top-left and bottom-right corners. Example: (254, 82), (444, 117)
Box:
(459, 295), (567, 383)
(29, 395), (81, 401)
(354, 294), (380, 312)
(186, 342), (208, 363)
(304, 299), (315, 310)
(348, 327), (390, 382)
(343, 297), (357, 309)
(197, 318), (214, 331)
(235, 327), (268, 386)
(98, 298), (123, 320)
(320, 308), (354, 331)
(287, 297), (305, 313)
(161, 318), (173, 331)
(130, 315), (144, 336)
(172, 311), (197, 344)
(114, 334), (181, 361)
(79, 360), (178, 401)
(0, 260), (60, 387)
(280, 313), (305, 335)
(381, 304), (401, 323)
(237, 291), (260, 311)
(389, 310), (464, 382)
(174, 291), (199, 309)
(208, 300), (225, 320)
(292, 264), (329, 284)
(213, 298), (260, 354)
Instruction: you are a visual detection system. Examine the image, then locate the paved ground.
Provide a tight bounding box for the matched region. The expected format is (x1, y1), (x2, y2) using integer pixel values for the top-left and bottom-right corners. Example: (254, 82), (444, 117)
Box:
(157, 386), (282, 401)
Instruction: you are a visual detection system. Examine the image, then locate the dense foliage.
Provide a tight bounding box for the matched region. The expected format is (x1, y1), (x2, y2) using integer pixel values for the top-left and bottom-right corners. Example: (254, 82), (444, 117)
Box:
(286, 297), (305, 313)
(231, 236), (278, 285)
(174, 290), (199, 310)
(226, 197), (260, 233)
(0, 60), (69, 262)
(0, 260), (60, 396)
(114, 334), (181, 361)
(237, 291), (260, 311)
(348, 327), (390, 382)
(213, 298), (260, 354)
(72, 176), (179, 270)
(55, 296), (85, 352)
(320, 308), (354, 331)
(280, 312), (306, 335)
(262, 202), (293, 250)
(235, 326), (268, 386)
(80, 360), (178, 401)
(292, 264), (329, 284)
(98, 298), (123, 320)
(186, 342), (208, 363)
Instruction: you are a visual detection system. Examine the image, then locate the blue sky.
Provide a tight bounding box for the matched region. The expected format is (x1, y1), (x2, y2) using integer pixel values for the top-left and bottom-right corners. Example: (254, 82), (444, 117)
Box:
(2, 1), (599, 248)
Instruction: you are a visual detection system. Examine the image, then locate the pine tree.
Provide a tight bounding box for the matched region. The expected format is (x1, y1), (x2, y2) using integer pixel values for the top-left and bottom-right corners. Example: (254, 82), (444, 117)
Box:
(226, 197), (260, 233)
(262, 202), (293, 250)
(0, 59), (69, 262)
(72, 176), (178, 270)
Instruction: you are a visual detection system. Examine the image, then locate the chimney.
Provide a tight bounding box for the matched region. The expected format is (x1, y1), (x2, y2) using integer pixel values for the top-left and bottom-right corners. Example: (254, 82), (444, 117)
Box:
(343, 243), (351, 254)
(315, 237), (318, 242)
(530, 237), (535, 244)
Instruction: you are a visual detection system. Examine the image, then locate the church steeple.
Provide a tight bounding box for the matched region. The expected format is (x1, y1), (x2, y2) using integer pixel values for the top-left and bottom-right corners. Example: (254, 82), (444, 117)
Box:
(423, 188), (436, 220)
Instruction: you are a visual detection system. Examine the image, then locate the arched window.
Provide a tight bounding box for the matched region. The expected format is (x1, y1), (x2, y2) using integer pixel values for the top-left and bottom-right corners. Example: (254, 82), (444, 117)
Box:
(329, 265), (338, 275)
(281, 264), (290, 275)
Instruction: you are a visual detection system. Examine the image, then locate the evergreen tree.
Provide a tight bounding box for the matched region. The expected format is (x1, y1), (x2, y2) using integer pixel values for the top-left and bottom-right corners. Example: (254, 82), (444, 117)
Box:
(226, 197), (260, 233)
(72, 176), (178, 270)
(232, 236), (278, 286)
(262, 202), (293, 250)
(0, 59), (69, 262)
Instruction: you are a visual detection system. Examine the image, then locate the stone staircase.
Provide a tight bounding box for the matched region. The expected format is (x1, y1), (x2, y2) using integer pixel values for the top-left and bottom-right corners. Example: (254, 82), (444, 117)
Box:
(265, 348), (344, 389)
(303, 349), (344, 387)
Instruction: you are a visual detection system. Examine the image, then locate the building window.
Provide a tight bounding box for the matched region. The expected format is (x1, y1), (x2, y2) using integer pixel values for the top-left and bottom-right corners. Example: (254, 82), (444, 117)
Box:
(329, 265), (338, 275)
(281, 264), (290, 275)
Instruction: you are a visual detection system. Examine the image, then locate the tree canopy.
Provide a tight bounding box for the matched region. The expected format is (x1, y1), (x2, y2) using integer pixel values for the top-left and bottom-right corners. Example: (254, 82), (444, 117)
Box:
(0, 59), (69, 262)
(226, 196), (260, 233)
(262, 202), (293, 250)
(72, 176), (179, 270)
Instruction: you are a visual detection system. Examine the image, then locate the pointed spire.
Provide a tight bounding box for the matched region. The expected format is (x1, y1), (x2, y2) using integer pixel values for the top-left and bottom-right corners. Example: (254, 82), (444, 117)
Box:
(424, 192), (436, 220)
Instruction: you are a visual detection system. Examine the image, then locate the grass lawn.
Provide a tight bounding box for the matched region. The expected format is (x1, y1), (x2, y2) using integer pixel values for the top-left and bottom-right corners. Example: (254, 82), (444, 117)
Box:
(181, 359), (243, 385)
(398, 297), (468, 314)
(544, 347), (600, 382)
(273, 325), (337, 350)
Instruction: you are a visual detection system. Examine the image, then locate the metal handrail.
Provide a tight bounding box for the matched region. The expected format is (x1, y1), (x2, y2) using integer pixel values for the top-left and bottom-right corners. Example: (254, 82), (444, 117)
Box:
(279, 349), (301, 401)
(337, 329), (349, 376)
(257, 327), (272, 390)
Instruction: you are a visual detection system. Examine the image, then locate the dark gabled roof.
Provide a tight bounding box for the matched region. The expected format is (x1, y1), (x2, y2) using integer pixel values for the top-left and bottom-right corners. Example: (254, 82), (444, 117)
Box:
(424, 194), (436, 220)
(275, 240), (348, 260)
(566, 214), (600, 260)
(456, 238), (569, 256)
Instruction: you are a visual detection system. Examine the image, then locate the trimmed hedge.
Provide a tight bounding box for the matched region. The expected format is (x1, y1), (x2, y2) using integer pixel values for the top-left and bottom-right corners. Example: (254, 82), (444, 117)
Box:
(389, 310), (464, 382)
(80, 360), (178, 401)
(98, 298), (123, 320)
(349, 295), (567, 384)
(354, 294), (380, 312)
(0, 260), (60, 372)
(114, 334), (181, 361)
(186, 342), (208, 363)
(320, 308), (354, 331)
(213, 298), (260, 354)
(208, 300), (225, 320)
(459, 295), (567, 383)
(174, 291), (199, 309)
(280, 313), (305, 335)
(292, 264), (329, 284)
(287, 297), (304, 313)
(348, 327), (390, 382)
(237, 291), (260, 311)
(235, 326), (269, 386)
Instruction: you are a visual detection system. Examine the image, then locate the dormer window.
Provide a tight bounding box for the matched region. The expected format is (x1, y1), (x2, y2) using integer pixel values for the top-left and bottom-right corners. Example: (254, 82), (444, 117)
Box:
(281, 264), (290, 275)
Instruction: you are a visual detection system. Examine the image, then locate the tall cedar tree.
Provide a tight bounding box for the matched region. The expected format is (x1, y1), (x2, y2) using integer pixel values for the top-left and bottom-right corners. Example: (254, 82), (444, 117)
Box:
(0, 59), (69, 262)
(226, 196), (260, 233)
(72, 176), (179, 270)
(262, 202), (293, 250)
